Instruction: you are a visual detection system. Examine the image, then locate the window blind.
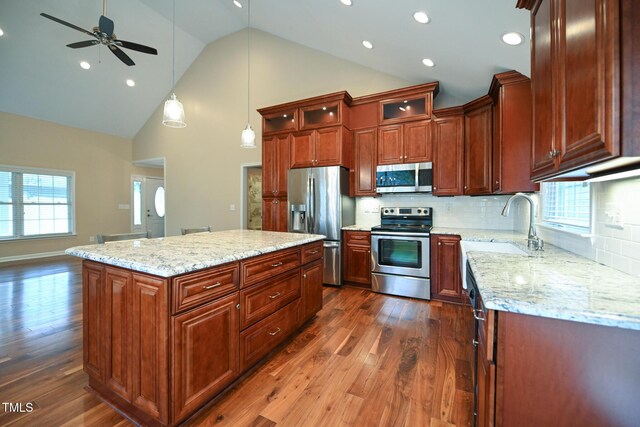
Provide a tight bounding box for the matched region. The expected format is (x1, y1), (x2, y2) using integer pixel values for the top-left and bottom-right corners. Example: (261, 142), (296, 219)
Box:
(542, 181), (591, 229)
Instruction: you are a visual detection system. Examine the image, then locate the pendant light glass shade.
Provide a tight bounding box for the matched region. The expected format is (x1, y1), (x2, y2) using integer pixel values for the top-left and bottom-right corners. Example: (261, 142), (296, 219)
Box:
(241, 0), (255, 148)
(162, 0), (185, 128)
(241, 123), (256, 148)
(163, 93), (186, 128)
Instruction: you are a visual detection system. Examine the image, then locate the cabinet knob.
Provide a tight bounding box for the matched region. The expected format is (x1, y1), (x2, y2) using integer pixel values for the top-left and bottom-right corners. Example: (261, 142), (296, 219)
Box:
(438, 242), (441, 246)
(433, 186), (437, 190)
(303, 273), (307, 278)
(495, 180), (499, 185)
(236, 304), (240, 310)
(464, 185), (467, 190)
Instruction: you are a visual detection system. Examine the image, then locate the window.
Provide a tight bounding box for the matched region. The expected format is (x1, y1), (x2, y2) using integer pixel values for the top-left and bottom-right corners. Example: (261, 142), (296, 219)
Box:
(0, 166), (75, 240)
(133, 180), (142, 226)
(542, 181), (591, 230)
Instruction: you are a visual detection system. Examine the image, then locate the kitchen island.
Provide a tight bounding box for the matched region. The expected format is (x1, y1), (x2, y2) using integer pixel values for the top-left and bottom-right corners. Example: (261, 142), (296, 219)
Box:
(66, 230), (325, 427)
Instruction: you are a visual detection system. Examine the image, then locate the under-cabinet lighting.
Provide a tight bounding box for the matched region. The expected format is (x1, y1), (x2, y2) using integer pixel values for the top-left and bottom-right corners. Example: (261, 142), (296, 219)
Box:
(413, 11), (429, 24)
(362, 40), (373, 49)
(586, 168), (640, 183)
(502, 32), (524, 46)
(283, 114), (287, 117)
(233, 0), (242, 8)
(399, 107), (406, 112)
(322, 106), (327, 110)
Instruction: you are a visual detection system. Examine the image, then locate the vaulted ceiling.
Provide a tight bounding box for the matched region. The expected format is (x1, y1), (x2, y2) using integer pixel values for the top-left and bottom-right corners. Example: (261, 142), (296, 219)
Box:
(0, 0), (529, 139)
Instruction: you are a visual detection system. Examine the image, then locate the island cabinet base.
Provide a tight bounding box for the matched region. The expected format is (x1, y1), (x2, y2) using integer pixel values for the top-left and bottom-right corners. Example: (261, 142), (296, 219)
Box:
(81, 240), (323, 426)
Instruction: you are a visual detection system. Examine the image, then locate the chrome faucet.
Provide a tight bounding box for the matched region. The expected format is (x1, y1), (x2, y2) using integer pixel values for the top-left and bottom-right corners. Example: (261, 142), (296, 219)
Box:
(501, 192), (544, 250)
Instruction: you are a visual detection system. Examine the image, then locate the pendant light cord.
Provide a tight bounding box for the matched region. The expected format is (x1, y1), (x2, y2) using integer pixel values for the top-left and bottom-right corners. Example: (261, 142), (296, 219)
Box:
(172, 0), (176, 93)
(247, 0), (251, 122)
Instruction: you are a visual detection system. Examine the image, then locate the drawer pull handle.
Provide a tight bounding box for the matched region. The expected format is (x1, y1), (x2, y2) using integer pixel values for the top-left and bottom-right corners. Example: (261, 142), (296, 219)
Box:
(473, 309), (486, 322)
(268, 327), (281, 336)
(203, 282), (222, 290)
(309, 250), (319, 254)
(269, 292), (281, 299)
(271, 262), (283, 267)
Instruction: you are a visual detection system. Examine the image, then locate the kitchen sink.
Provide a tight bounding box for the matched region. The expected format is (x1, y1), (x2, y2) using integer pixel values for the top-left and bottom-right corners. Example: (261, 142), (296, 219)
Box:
(459, 241), (527, 289)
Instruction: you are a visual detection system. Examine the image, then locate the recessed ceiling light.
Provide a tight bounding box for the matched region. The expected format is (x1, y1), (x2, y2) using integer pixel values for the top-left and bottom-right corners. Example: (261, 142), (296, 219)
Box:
(0, 28), (4, 36)
(80, 61), (90, 70)
(413, 11), (429, 24)
(233, 0), (242, 8)
(422, 58), (435, 67)
(126, 79), (136, 87)
(340, 0), (353, 5)
(362, 40), (373, 49)
(502, 32), (524, 46)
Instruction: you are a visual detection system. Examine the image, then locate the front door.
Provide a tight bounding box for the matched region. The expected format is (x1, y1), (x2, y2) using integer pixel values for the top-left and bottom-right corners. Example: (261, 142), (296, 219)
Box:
(145, 178), (165, 238)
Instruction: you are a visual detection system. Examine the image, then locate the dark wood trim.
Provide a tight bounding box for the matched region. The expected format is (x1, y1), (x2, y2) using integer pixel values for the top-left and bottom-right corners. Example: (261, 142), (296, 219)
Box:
(463, 94), (493, 112)
(257, 91), (352, 115)
(621, 0), (640, 156)
(488, 70), (529, 103)
(515, 0), (539, 10)
(350, 81), (440, 105)
(432, 105), (465, 118)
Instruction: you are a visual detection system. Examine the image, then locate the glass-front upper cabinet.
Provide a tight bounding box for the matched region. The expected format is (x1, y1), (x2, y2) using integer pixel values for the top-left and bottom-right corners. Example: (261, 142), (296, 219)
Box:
(262, 109), (297, 135)
(300, 101), (343, 130)
(379, 94), (432, 124)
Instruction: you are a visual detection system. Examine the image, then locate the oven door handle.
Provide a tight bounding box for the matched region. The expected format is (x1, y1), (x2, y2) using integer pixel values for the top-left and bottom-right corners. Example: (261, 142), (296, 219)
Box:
(371, 231), (431, 238)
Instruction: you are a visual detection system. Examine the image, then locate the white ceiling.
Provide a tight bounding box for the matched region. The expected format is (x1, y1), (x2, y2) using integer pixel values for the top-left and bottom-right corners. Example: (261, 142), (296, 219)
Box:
(0, 0), (530, 139)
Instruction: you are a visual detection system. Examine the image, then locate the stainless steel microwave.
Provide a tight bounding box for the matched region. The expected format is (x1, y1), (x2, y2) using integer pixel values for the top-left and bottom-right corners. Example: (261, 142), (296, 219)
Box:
(376, 162), (433, 193)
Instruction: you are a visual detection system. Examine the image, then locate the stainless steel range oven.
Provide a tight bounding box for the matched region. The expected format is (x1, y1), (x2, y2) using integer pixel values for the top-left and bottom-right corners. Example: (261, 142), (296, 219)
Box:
(371, 207), (432, 300)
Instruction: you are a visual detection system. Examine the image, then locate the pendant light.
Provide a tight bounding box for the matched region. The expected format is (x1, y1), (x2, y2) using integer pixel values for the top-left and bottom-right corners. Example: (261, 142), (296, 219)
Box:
(240, 0), (256, 148)
(162, 0), (186, 128)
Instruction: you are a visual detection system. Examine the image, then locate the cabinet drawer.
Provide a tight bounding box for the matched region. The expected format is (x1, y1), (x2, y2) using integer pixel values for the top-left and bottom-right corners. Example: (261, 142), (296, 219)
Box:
(241, 248), (300, 288)
(172, 263), (239, 314)
(240, 300), (299, 371)
(301, 241), (323, 264)
(476, 294), (495, 362)
(345, 230), (370, 246)
(240, 269), (300, 329)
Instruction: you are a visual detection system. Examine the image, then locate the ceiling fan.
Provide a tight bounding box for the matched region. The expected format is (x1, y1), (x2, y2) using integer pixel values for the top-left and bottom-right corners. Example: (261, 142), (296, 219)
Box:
(40, 0), (157, 66)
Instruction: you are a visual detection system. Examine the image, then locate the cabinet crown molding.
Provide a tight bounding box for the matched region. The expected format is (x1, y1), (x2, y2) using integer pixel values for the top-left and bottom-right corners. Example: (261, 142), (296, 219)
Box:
(515, 0), (539, 10)
(433, 105), (465, 118)
(488, 70), (530, 103)
(257, 91), (352, 115)
(463, 94), (493, 112)
(351, 81), (439, 106)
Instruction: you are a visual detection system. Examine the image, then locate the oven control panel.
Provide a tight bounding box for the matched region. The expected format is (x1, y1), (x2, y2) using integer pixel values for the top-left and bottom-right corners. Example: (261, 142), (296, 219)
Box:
(381, 207), (432, 217)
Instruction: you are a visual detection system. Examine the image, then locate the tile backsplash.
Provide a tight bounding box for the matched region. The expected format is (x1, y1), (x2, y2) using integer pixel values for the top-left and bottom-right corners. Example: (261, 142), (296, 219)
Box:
(356, 194), (516, 229)
(513, 177), (640, 278)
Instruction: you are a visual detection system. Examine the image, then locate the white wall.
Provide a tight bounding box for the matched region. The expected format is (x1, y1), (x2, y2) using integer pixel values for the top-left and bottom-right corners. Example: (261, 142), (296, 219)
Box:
(513, 177), (640, 278)
(356, 194), (516, 230)
(133, 29), (413, 236)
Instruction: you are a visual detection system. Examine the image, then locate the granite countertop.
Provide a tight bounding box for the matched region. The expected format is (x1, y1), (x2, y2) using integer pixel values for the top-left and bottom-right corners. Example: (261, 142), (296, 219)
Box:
(65, 230), (325, 277)
(433, 227), (640, 331)
(342, 225), (375, 231)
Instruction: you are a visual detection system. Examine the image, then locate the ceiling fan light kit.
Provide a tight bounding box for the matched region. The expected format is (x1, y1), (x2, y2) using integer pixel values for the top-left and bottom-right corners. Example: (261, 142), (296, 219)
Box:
(163, 0), (186, 128)
(241, 0), (256, 148)
(40, 0), (157, 67)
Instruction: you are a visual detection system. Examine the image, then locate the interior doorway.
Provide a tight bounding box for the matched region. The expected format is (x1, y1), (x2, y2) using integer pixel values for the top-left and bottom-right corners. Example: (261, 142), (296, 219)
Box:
(241, 163), (262, 230)
(132, 157), (166, 238)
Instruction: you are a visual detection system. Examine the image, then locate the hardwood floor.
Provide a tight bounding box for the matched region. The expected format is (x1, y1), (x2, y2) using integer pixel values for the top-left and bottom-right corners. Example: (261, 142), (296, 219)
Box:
(0, 257), (473, 426)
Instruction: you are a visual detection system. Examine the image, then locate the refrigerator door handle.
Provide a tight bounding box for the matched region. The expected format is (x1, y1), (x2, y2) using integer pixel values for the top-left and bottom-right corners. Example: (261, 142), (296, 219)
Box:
(309, 177), (316, 234)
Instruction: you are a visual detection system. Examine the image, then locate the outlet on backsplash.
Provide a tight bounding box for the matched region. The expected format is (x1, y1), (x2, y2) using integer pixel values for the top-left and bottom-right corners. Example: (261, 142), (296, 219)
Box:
(604, 203), (624, 229)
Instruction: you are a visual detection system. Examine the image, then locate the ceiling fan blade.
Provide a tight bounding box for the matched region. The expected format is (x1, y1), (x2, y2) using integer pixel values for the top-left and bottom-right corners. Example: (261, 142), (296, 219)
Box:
(40, 13), (95, 37)
(67, 40), (100, 49)
(99, 15), (114, 37)
(109, 44), (135, 66)
(117, 40), (158, 55)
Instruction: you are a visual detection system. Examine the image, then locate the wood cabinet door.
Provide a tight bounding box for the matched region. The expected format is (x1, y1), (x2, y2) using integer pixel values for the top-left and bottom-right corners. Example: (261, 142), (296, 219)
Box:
(300, 259), (323, 323)
(83, 261), (104, 380)
(476, 337), (496, 427)
(404, 120), (432, 162)
(353, 128), (378, 196)
(290, 131), (315, 168)
(315, 126), (343, 166)
(275, 134), (290, 196)
(262, 197), (287, 232)
(464, 104), (492, 195)
(131, 273), (169, 424)
(104, 267), (132, 402)
(556, 0), (619, 170)
(530, 0), (558, 178)
(430, 235), (463, 303)
(172, 293), (239, 424)
(262, 137), (278, 197)
(432, 115), (464, 196)
(275, 197), (288, 232)
(344, 244), (371, 285)
(377, 124), (404, 165)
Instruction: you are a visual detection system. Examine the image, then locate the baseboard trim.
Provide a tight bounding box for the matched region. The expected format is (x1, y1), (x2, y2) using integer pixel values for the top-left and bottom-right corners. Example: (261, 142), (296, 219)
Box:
(0, 250), (67, 264)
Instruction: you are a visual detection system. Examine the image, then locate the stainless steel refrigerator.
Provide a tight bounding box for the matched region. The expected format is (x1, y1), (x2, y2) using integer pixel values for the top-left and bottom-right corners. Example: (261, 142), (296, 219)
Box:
(288, 166), (355, 286)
